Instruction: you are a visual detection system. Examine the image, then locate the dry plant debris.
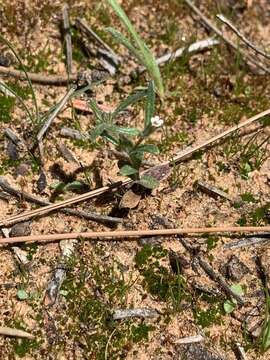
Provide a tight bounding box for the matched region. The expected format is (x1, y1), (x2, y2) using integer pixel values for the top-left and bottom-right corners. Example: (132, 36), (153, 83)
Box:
(0, 0), (269, 359)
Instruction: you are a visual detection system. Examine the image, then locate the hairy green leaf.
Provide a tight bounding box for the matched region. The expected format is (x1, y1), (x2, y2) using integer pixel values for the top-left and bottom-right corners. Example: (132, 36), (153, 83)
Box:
(135, 144), (159, 154)
(138, 175), (159, 189)
(103, 132), (119, 145)
(17, 289), (28, 300)
(88, 99), (105, 123)
(120, 164), (138, 176)
(145, 80), (155, 127)
(112, 90), (147, 119)
(114, 126), (140, 136)
(90, 123), (107, 141)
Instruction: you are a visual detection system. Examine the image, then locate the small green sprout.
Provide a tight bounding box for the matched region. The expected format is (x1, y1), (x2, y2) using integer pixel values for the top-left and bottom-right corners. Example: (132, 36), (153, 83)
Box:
(89, 81), (162, 189)
(223, 284), (244, 314)
(106, 0), (164, 98)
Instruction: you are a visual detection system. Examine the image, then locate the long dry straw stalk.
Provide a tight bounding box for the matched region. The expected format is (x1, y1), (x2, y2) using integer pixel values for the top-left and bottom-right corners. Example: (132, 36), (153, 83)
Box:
(1, 107), (270, 228)
(1, 226), (270, 245)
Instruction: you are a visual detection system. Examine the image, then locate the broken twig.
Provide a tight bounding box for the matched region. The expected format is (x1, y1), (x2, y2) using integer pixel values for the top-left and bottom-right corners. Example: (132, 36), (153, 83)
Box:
(174, 334), (204, 345)
(75, 18), (120, 66)
(178, 237), (245, 305)
(196, 180), (235, 202)
(62, 4), (73, 74)
(0, 176), (121, 226)
(0, 65), (77, 85)
(44, 239), (77, 306)
(113, 308), (159, 320)
(183, 0), (270, 74)
(224, 236), (270, 249)
(151, 38), (219, 69)
(36, 87), (76, 142)
(217, 14), (270, 60)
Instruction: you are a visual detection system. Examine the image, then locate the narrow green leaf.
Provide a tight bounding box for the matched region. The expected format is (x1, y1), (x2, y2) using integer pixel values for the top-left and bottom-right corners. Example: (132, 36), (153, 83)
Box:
(115, 126), (140, 136)
(135, 144), (159, 154)
(64, 181), (85, 191)
(138, 175), (159, 189)
(106, 0), (164, 98)
(120, 165), (138, 176)
(103, 132), (119, 146)
(106, 27), (142, 61)
(50, 182), (65, 192)
(144, 80), (155, 127)
(112, 90), (147, 119)
(88, 99), (105, 123)
(0, 34), (39, 122)
(90, 123), (107, 141)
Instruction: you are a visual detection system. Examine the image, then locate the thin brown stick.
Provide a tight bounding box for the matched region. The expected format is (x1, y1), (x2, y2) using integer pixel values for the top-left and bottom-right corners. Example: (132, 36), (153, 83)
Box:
(1, 107), (270, 227)
(172, 107), (270, 164)
(0, 177), (122, 225)
(0, 65), (77, 85)
(62, 4), (73, 74)
(183, 0), (270, 74)
(217, 14), (270, 60)
(1, 226), (270, 245)
(75, 18), (120, 66)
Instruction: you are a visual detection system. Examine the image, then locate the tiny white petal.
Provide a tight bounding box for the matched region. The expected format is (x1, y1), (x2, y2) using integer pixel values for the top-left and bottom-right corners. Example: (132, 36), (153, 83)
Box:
(151, 116), (164, 127)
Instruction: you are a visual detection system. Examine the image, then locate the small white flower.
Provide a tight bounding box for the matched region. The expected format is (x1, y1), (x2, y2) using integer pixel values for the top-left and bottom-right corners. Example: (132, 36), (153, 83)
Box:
(151, 116), (164, 128)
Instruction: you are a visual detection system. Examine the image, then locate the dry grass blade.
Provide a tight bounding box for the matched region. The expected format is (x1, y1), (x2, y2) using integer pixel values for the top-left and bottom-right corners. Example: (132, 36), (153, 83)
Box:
(37, 87), (76, 142)
(1, 226), (270, 245)
(1, 107), (270, 227)
(0, 326), (35, 339)
(174, 334), (204, 344)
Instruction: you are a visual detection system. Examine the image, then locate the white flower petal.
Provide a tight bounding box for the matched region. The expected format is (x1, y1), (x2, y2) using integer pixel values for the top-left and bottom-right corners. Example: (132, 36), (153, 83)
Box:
(151, 116), (164, 127)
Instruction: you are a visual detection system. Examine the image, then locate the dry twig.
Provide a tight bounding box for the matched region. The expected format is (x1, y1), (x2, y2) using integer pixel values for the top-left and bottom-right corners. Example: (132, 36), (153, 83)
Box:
(36, 87), (76, 142)
(217, 14), (270, 60)
(145, 38), (219, 72)
(178, 237), (245, 305)
(62, 4), (73, 74)
(196, 180), (235, 202)
(1, 226), (270, 246)
(174, 334), (204, 345)
(183, 0), (270, 74)
(44, 239), (77, 306)
(224, 236), (270, 249)
(75, 18), (120, 66)
(0, 65), (77, 85)
(2, 107), (270, 227)
(0, 177), (121, 226)
(113, 308), (159, 320)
